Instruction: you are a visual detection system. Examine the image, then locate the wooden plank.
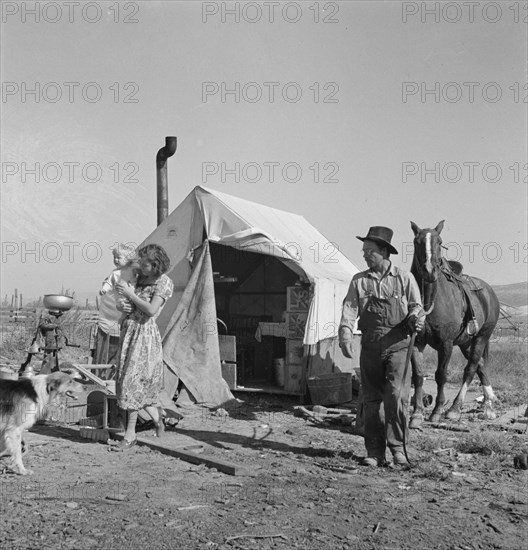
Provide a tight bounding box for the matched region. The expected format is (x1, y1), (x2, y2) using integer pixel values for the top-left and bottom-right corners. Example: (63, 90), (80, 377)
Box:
(112, 433), (252, 476)
(0, 308), (38, 328)
(81, 364), (115, 370)
(0, 317), (37, 326)
(0, 312), (37, 318)
(0, 309), (37, 316)
(0, 311), (37, 316)
(232, 386), (302, 396)
(0, 307), (37, 311)
(33, 425), (252, 476)
(0, 314), (36, 318)
(0, 317), (36, 323)
(72, 363), (115, 390)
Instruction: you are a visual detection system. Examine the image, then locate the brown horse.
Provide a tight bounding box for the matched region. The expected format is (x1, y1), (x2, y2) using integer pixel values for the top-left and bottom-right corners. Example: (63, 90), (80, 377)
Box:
(409, 221), (500, 426)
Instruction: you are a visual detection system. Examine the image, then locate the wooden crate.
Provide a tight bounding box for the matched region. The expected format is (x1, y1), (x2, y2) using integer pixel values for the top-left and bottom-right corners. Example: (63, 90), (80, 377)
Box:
(219, 335), (236, 362)
(79, 427), (110, 442)
(221, 362), (237, 390)
(307, 373), (353, 406)
(219, 335), (237, 389)
(284, 364), (304, 393)
(286, 339), (304, 365)
(286, 287), (310, 312)
(285, 312), (308, 339)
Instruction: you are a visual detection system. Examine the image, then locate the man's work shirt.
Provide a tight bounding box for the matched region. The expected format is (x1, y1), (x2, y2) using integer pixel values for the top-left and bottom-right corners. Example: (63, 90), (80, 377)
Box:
(339, 263), (423, 342)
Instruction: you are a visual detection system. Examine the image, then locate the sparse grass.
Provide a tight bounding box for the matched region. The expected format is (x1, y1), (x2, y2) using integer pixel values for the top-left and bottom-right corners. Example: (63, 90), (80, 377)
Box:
(454, 432), (508, 455)
(413, 432), (452, 453)
(411, 429), (526, 479)
(414, 458), (450, 480)
(455, 431), (527, 457)
(480, 454), (503, 472)
(0, 307), (93, 365)
(487, 341), (528, 406)
(411, 431), (454, 479)
(0, 326), (29, 361)
(420, 337), (527, 408)
(414, 424), (525, 456)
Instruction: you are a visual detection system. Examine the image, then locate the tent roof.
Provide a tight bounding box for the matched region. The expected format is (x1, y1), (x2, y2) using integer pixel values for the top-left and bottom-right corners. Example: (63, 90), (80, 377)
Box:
(146, 186), (360, 346)
(193, 186), (359, 285)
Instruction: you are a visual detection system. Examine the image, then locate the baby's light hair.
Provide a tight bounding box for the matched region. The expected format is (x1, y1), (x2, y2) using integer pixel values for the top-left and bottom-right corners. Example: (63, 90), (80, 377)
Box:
(113, 243), (137, 261)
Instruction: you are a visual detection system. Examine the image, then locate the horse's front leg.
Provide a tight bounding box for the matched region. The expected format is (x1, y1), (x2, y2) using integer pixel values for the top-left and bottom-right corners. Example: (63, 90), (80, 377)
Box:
(430, 342), (454, 423)
(409, 345), (425, 429)
(447, 339), (494, 420)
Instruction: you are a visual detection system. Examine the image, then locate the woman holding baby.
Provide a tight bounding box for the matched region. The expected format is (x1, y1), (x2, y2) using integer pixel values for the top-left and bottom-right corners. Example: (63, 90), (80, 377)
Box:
(114, 243), (174, 449)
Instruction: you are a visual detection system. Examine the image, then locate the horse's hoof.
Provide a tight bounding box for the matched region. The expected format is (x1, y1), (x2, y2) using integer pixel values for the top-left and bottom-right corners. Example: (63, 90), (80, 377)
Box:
(14, 467), (33, 476)
(482, 410), (497, 420)
(409, 414), (423, 429)
(429, 413), (442, 423)
(445, 409), (460, 420)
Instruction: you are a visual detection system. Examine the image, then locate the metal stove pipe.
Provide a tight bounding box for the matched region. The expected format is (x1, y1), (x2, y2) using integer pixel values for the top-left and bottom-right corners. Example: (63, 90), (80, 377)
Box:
(156, 136), (177, 226)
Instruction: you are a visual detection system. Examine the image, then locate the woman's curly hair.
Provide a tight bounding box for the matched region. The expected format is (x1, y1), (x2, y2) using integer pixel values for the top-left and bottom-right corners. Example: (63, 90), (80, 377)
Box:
(137, 244), (171, 278)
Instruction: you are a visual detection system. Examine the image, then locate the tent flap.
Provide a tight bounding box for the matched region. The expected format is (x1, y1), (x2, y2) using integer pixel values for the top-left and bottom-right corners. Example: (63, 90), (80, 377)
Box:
(162, 240), (234, 406)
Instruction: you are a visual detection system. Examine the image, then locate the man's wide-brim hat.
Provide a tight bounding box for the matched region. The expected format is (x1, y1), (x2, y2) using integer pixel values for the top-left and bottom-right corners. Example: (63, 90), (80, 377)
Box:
(356, 226), (398, 255)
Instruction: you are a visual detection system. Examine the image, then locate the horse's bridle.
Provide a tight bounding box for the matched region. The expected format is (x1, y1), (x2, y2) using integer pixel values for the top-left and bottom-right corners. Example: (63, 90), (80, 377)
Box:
(414, 231), (443, 313)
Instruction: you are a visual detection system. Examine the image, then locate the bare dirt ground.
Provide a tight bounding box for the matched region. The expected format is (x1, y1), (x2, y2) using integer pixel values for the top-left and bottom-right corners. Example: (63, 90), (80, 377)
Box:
(1, 379), (527, 550)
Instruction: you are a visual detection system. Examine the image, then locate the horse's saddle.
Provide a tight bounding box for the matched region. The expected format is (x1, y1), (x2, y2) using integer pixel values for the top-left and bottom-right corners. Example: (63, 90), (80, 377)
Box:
(441, 259), (482, 335)
(442, 259), (481, 288)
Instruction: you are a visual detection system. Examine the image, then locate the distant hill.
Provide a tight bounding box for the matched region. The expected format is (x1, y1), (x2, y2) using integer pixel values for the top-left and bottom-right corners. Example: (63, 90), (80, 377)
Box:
(492, 282), (528, 308)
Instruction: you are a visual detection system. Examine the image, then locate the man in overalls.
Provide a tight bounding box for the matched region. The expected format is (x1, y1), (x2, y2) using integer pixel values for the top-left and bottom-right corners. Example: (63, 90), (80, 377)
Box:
(339, 226), (424, 467)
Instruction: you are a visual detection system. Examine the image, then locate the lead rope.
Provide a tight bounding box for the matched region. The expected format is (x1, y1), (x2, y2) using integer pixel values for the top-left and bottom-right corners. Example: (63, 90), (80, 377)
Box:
(401, 303), (434, 468)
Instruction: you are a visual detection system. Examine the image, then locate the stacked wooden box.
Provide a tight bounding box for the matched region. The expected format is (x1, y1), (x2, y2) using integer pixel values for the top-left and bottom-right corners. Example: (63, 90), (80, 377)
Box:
(79, 426), (110, 442)
(219, 335), (237, 389)
(284, 286), (310, 393)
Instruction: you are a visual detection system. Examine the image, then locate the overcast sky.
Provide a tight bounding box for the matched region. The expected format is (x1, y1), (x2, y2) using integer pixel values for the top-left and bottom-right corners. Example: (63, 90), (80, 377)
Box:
(1, 1), (526, 301)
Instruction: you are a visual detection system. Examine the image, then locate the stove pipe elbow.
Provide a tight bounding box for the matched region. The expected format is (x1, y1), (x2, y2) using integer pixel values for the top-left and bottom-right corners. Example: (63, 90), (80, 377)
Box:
(156, 136), (177, 226)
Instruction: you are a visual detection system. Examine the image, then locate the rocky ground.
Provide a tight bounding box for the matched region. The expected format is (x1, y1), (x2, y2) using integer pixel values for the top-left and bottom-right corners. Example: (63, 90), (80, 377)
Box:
(1, 381), (527, 550)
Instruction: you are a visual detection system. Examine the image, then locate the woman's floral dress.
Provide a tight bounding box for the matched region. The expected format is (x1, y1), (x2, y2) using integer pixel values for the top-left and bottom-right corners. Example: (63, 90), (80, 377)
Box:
(116, 274), (173, 410)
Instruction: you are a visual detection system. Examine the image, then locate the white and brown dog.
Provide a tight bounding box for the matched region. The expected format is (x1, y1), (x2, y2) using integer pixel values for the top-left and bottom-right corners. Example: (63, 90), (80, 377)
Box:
(0, 371), (84, 475)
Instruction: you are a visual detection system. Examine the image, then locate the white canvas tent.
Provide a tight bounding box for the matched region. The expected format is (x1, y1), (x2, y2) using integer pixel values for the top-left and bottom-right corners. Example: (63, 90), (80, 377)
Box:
(143, 186), (360, 407)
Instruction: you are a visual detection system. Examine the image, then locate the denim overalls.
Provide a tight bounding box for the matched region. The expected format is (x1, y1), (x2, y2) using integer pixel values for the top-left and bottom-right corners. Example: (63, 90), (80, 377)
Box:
(358, 274), (412, 459)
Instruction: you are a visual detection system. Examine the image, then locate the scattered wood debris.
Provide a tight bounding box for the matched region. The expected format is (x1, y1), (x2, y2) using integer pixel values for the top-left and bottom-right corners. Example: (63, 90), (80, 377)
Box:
(427, 423), (470, 433)
(226, 533), (287, 542)
(293, 405), (356, 426)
